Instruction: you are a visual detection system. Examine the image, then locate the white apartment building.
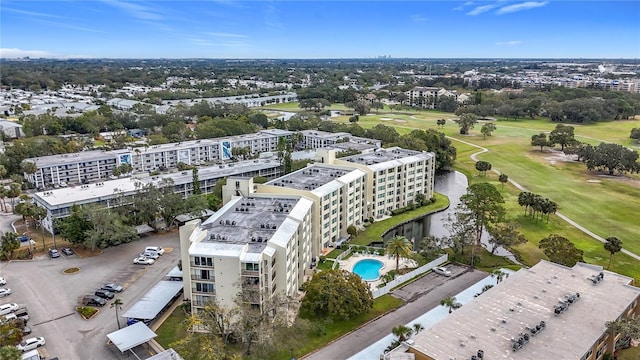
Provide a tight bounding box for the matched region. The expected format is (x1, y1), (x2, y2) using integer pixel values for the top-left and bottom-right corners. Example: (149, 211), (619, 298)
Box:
(299, 130), (381, 150)
(337, 147), (436, 218)
(179, 194), (314, 313)
(31, 159), (283, 233)
(257, 163), (368, 252)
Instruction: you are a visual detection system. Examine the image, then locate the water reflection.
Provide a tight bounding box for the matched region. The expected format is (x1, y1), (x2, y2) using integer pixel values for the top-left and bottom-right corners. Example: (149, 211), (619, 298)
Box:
(383, 171), (519, 263)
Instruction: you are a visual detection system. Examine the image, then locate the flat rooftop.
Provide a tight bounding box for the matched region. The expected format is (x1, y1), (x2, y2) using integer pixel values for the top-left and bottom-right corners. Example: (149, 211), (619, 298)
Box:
(266, 165), (349, 191)
(33, 178), (142, 207)
(143, 159), (280, 186)
(28, 150), (117, 167)
(201, 197), (300, 253)
(342, 147), (423, 166)
(408, 260), (640, 360)
(328, 141), (377, 152)
(301, 130), (351, 140)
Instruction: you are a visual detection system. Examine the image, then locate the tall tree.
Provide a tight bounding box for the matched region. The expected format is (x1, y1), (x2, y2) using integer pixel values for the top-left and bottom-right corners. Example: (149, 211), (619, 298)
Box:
(539, 234), (584, 267)
(531, 133), (549, 152)
(480, 122), (496, 139)
(0, 232), (20, 260)
(300, 269), (373, 320)
(604, 236), (623, 270)
(486, 222), (526, 254)
(498, 173), (509, 190)
(386, 235), (413, 272)
(455, 113), (477, 135)
(475, 161), (492, 176)
(606, 317), (640, 352)
(549, 124), (576, 151)
(459, 183), (506, 246)
(110, 298), (124, 329)
(391, 325), (413, 342)
(0, 345), (22, 360)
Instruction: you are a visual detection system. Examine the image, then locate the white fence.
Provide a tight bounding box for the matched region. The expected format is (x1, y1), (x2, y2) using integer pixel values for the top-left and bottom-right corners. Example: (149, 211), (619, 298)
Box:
(371, 254), (448, 299)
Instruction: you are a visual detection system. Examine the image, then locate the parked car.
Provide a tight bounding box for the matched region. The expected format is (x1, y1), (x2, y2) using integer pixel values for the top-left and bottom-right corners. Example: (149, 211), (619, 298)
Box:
(101, 283), (124, 293)
(21, 325), (32, 335)
(16, 337), (46, 352)
(145, 246), (165, 255)
(48, 249), (60, 259)
(3, 309), (28, 322)
(61, 247), (74, 256)
(139, 251), (159, 260)
(0, 288), (12, 297)
(133, 256), (154, 265)
(17, 236), (30, 243)
(0, 303), (19, 315)
(94, 289), (114, 300)
(0, 277), (5, 286)
(433, 266), (453, 277)
(82, 295), (106, 307)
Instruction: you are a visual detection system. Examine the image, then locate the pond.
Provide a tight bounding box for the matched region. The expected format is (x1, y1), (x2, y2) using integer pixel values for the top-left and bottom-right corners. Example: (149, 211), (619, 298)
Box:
(383, 171), (519, 263)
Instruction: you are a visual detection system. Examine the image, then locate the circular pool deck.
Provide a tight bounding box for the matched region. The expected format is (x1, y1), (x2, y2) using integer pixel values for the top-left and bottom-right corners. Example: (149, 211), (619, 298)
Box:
(338, 253), (417, 288)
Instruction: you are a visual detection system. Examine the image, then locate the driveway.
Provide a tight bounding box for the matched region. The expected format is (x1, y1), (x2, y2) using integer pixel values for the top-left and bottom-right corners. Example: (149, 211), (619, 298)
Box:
(0, 231), (182, 360)
(303, 266), (487, 360)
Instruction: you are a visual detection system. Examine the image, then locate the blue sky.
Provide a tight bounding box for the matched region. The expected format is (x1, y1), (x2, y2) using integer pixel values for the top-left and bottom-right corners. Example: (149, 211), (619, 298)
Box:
(1, 1), (639, 59)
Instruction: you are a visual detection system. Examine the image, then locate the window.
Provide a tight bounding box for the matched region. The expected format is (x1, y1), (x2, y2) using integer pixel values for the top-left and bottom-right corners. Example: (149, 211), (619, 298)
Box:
(244, 262), (259, 271)
(194, 256), (212, 267)
(195, 283), (215, 293)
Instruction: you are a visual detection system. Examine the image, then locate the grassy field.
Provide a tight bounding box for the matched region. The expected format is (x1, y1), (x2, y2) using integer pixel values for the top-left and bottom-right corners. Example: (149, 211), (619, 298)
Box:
(331, 110), (640, 281)
(155, 309), (188, 348)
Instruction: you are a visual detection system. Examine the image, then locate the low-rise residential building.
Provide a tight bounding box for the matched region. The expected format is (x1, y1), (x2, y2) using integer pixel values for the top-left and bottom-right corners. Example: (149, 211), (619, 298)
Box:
(31, 159), (283, 233)
(180, 194), (314, 313)
(299, 130), (381, 150)
(392, 260), (640, 360)
(405, 87), (456, 109)
(0, 120), (24, 138)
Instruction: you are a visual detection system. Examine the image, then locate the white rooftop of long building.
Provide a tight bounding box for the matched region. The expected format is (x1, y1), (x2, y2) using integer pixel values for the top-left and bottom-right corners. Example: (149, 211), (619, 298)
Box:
(33, 178), (142, 207)
(408, 260), (640, 360)
(342, 147), (432, 171)
(191, 195), (310, 256)
(144, 159), (280, 186)
(266, 164), (360, 192)
(27, 150), (117, 167)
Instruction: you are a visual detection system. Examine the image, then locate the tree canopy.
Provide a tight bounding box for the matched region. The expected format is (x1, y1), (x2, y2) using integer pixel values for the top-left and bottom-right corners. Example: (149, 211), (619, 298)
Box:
(300, 269), (373, 320)
(539, 234), (584, 267)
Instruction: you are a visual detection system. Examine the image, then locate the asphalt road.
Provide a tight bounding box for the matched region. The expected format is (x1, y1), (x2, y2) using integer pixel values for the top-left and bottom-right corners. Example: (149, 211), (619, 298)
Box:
(0, 230), (182, 360)
(304, 265), (487, 360)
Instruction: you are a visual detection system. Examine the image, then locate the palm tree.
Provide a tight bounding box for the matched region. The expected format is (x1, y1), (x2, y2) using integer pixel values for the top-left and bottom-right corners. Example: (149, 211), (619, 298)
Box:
(386, 235), (413, 272)
(498, 173), (508, 190)
(111, 298), (124, 329)
(491, 269), (506, 284)
(391, 324), (413, 342)
(604, 236), (623, 270)
(412, 323), (424, 335)
(0, 232), (20, 259)
(440, 296), (459, 314)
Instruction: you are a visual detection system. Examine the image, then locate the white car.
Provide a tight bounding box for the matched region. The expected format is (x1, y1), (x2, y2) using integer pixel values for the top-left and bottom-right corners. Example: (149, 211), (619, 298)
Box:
(0, 277), (5, 286)
(0, 303), (19, 315)
(433, 266), (453, 277)
(16, 337), (46, 352)
(145, 246), (165, 255)
(0, 288), (12, 297)
(139, 251), (159, 260)
(133, 256), (155, 265)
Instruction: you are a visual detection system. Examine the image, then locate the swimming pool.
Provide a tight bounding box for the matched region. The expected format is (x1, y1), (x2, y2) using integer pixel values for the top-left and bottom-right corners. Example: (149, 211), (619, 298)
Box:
(352, 259), (385, 281)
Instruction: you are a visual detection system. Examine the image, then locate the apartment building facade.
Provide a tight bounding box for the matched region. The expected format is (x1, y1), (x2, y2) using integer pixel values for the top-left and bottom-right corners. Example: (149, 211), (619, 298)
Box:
(179, 194), (314, 313)
(31, 159), (283, 233)
(335, 147), (436, 219)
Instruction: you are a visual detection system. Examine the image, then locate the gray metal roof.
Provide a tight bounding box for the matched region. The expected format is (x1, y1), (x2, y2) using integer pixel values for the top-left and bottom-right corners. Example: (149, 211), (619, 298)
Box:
(121, 281), (183, 320)
(106, 322), (157, 353)
(147, 349), (185, 360)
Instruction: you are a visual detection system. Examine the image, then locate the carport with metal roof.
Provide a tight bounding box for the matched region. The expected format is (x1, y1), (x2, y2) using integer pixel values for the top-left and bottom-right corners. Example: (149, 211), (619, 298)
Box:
(122, 280), (183, 321)
(106, 322), (157, 359)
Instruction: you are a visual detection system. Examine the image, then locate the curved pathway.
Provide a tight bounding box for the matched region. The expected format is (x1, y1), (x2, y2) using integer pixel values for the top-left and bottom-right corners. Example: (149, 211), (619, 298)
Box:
(448, 135), (640, 261)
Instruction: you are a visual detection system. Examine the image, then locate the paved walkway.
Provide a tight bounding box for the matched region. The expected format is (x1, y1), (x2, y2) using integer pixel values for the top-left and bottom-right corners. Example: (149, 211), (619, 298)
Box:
(449, 135), (640, 261)
(303, 269), (487, 360)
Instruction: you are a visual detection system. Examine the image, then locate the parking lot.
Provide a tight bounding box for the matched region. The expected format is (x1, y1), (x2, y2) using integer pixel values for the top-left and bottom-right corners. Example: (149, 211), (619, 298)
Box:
(0, 231), (182, 360)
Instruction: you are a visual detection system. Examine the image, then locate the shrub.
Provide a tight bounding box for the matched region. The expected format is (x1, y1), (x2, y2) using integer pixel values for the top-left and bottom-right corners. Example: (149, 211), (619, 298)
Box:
(76, 306), (98, 319)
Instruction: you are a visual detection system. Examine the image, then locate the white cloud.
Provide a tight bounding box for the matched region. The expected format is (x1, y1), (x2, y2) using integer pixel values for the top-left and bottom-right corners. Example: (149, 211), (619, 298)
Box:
(467, 4), (497, 16)
(3, 7), (64, 18)
(206, 32), (247, 38)
(101, 0), (163, 20)
(0, 48), (55, 58)
(496, 40), (522, 46)
(496, 1), (548, 15)
(411, 14), (427, 23)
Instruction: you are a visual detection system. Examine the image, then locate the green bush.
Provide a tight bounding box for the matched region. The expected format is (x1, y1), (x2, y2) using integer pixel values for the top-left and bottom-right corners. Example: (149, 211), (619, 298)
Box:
(76, 306), (98, 319)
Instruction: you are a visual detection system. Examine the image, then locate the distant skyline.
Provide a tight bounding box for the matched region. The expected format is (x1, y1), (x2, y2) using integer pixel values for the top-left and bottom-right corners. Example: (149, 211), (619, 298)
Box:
(1, 1), (639, 59)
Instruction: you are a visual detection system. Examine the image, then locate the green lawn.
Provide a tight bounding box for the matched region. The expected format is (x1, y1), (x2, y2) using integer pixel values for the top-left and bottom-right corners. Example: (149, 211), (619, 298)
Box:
(333, 110), (640, 281)
(155, 309), (188, 348)
(350, 192), (450, 246)
(292, 294), (403, 358)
